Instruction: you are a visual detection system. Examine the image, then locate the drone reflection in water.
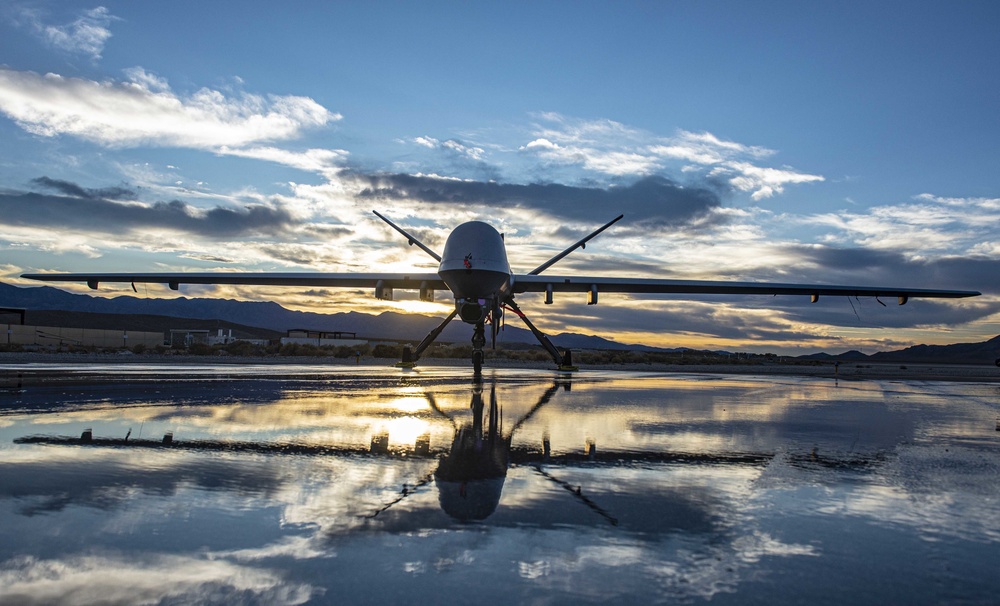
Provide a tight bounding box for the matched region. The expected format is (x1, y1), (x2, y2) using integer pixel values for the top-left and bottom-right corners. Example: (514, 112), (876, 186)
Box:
(1, 364), (999, 605)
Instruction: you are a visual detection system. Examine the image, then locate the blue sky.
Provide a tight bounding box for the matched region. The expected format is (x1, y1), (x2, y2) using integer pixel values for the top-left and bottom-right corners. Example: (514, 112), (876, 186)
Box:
(1, 1), (998, 354)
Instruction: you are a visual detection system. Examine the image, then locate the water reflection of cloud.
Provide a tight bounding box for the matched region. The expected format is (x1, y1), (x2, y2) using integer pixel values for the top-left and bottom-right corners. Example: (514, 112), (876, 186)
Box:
(854, 444), (1000, 543)
(214, 535), (331, 562)
(0, 553), (315, 606)
(0, 451), (286, 515)
(754, 443), (1000, 545)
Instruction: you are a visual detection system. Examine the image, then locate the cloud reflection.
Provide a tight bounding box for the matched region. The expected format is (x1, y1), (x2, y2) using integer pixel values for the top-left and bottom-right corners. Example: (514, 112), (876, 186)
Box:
(0, 553), (314, 606)
(0, 452), (285, 515)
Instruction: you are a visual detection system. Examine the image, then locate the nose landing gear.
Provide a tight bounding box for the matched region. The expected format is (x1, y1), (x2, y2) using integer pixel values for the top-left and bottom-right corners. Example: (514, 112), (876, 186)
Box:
(472, 322), (486, 377)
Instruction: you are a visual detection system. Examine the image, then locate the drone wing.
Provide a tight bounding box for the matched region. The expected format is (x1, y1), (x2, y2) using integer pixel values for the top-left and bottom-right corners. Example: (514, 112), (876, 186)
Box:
(512, 274), (980, 305)
(21, 272), (447, 301)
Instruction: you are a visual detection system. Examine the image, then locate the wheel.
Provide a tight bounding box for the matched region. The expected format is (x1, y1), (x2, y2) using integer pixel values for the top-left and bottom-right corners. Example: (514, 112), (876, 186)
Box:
(473, 350), (484, 374)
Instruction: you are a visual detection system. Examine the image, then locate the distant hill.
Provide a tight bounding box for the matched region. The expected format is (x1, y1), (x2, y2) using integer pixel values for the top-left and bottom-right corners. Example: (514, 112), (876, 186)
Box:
(868, 335), (1000, 364)
(799, 336), (1000, 365)
(0, 282), (662, 351)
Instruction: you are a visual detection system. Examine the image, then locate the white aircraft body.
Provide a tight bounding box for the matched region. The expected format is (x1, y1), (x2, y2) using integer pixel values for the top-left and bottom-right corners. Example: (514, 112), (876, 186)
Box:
(22, 212), (981, 373)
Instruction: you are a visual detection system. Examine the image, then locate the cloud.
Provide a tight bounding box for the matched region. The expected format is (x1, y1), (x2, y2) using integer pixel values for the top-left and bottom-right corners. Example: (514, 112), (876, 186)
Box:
(718, 162), (824, 201)
(0, 67), (339, 149)
(407, 136), (486, 162)
(687, 242), (999, 300)
(399, 136), (500, 181)
(31, 176), (135, 201)
(522, 136), (662, 175)
(553, 300), (804, 343)
(0, 180), (298, 238)
(519, 115), (823, 200)
(670, 131), (776, 160)
(12, 5), (119, 61)
(217, 146), (349, 179)
(519, 115), (661, 175)
(533, 287), (997, 355)
(353, 173), (722, 227)
(803, 193), (1000, 256)
(698, 245), (1000, 329)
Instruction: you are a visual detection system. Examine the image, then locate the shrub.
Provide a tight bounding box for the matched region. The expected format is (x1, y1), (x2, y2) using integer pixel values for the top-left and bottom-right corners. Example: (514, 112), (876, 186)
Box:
(223, 341), (265, 357)
(371, 343), (402, 358)
(188, 342), (213, 355)
(279, 343), (330, 357)
(334, 345), (370, 358)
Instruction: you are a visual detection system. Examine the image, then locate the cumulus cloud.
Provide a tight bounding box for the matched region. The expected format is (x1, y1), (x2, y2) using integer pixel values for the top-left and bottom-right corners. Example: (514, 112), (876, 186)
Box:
(0, 67), (339, 149)
(718, 161), (824, 201)
(13, 5), (119, 61)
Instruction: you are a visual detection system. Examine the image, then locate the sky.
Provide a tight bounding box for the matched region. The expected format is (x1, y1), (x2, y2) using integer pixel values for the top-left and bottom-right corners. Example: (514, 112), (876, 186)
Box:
(1, 0), (998, 355)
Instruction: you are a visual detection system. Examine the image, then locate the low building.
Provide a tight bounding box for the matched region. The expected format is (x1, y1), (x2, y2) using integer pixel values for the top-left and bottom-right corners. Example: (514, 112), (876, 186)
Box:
(0, 308), (26, 326)
(169, 328), (271, 348)
(206, 328), (269, 346)
(280, 329), (367, 348)
(169, 329), (210, 348)
(3, 323), (164, 348)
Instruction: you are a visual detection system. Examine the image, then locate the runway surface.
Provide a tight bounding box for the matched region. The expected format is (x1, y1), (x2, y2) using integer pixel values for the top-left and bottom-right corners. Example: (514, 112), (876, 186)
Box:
(1, 364), (999, 605)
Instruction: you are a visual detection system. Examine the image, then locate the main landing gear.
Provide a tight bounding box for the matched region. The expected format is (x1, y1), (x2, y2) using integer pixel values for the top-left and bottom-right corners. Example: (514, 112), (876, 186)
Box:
(397, 298), (577, 377)
(396, 310), (458, 369)
(503, 299), (577, 372)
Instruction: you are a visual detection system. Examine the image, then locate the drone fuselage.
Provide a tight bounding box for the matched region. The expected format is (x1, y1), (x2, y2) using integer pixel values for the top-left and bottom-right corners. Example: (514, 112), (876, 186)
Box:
(438, 221), (512, 324)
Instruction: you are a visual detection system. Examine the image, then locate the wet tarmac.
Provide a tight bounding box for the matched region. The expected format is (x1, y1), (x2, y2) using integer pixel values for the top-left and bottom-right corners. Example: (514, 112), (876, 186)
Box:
(1, 364), (999, 605)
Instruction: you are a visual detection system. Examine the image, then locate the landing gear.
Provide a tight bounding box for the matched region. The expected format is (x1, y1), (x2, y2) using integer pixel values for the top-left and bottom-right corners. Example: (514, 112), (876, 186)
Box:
(395, 310), (458, 368)
(504, 299), (578, 371)
(392, 308), (490, 377)
(472, 322), (486, 377)
(396, 297), (578, 376)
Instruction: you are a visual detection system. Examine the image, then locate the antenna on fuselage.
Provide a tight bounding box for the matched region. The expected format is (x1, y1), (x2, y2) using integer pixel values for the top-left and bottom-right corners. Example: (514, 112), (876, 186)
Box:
(527, 214), (624, 275)
(373, 210), (442, 262)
